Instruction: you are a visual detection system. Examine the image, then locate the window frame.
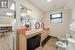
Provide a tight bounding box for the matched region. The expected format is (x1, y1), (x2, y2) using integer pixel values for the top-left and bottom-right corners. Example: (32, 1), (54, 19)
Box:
(50, 13), (62, 23)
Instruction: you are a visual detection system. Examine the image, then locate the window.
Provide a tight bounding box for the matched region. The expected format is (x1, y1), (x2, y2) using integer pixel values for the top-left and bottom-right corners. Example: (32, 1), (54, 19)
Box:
(50, 13), (62, 23)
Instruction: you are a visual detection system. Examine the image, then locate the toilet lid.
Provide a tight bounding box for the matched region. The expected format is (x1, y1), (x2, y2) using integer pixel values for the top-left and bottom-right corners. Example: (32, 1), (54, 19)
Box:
(56, 41), (66, 48)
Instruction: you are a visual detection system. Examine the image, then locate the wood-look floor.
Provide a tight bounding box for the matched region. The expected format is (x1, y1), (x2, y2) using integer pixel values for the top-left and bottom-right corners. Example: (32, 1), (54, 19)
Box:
(0, 32), (11, 50)
(35, 37), (64, 50)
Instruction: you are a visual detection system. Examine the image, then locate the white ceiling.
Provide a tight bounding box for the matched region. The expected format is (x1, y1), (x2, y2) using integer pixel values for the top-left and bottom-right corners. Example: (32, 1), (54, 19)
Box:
(28, 0), (75, 12)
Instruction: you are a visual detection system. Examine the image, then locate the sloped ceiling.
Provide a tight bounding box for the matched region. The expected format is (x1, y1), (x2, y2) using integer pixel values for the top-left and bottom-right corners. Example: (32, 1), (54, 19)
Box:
(28, 0), (75, 12)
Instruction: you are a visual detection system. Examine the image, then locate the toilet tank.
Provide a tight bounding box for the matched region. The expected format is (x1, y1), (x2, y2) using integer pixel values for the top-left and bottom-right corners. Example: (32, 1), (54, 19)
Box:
(72, 33), (75, 40)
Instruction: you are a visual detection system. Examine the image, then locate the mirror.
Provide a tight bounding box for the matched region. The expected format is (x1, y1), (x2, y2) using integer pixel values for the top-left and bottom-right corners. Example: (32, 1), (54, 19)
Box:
(0, 0), (16, 25)
(0, 0), (16, 50)
(20, 5), (32, 30)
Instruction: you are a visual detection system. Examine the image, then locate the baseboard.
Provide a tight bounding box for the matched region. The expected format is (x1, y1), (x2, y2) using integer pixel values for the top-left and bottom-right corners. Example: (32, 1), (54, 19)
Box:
(48, 35), (59, 41)
(41, 36), (51, 47)
(41, 35), (59, 47)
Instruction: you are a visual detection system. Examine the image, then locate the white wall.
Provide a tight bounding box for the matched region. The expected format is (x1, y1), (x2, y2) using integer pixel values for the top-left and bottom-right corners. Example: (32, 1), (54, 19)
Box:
(44, 8), (72, 39)
(23, 0), (43, 30)
(72, 7), (75, 22)
(70, 7), (75, 39)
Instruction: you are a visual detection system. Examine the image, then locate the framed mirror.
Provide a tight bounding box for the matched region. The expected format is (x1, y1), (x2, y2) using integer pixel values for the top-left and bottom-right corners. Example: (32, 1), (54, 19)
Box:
(41, 23), (44, 29)
(35, 22), (40, 29)
(20, 5), (32, 30)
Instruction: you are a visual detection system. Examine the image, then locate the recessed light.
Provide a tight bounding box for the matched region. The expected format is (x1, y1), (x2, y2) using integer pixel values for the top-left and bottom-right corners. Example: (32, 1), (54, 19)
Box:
(20, 6), (22, 8)
(48, 0), (52, 2)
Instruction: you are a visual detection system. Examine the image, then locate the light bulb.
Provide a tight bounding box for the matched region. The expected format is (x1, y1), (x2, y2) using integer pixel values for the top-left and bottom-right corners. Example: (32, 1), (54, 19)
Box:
(48, 0), (52, 2)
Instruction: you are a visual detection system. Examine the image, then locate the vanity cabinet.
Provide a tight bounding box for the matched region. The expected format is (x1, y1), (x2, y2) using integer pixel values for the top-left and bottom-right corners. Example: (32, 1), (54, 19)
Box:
(41, 30), (49, 42)
(27, 34), (41, 50)
(17, 29), (49, 50)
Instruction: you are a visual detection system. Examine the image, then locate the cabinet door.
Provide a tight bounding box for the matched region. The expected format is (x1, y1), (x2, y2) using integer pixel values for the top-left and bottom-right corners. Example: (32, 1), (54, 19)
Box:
(41, 31), (48, 42)
(27, 35), (41, 50)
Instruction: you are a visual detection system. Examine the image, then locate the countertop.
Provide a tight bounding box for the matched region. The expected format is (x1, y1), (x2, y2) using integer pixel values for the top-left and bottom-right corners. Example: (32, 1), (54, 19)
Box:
(25, 29), (43, 39)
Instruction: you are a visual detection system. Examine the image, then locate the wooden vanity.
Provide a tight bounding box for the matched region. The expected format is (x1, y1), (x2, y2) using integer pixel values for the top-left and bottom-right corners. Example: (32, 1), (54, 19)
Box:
(17, 28), (49, 50)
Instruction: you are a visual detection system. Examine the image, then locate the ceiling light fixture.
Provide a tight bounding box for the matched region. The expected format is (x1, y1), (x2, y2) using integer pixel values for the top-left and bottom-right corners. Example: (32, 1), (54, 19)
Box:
(47, 0), (52, 2)
(10, 3), (15, 10)
(20, 6), (22, 8)
(6, 13), (13, 16)
(27, 10), (32, 15)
